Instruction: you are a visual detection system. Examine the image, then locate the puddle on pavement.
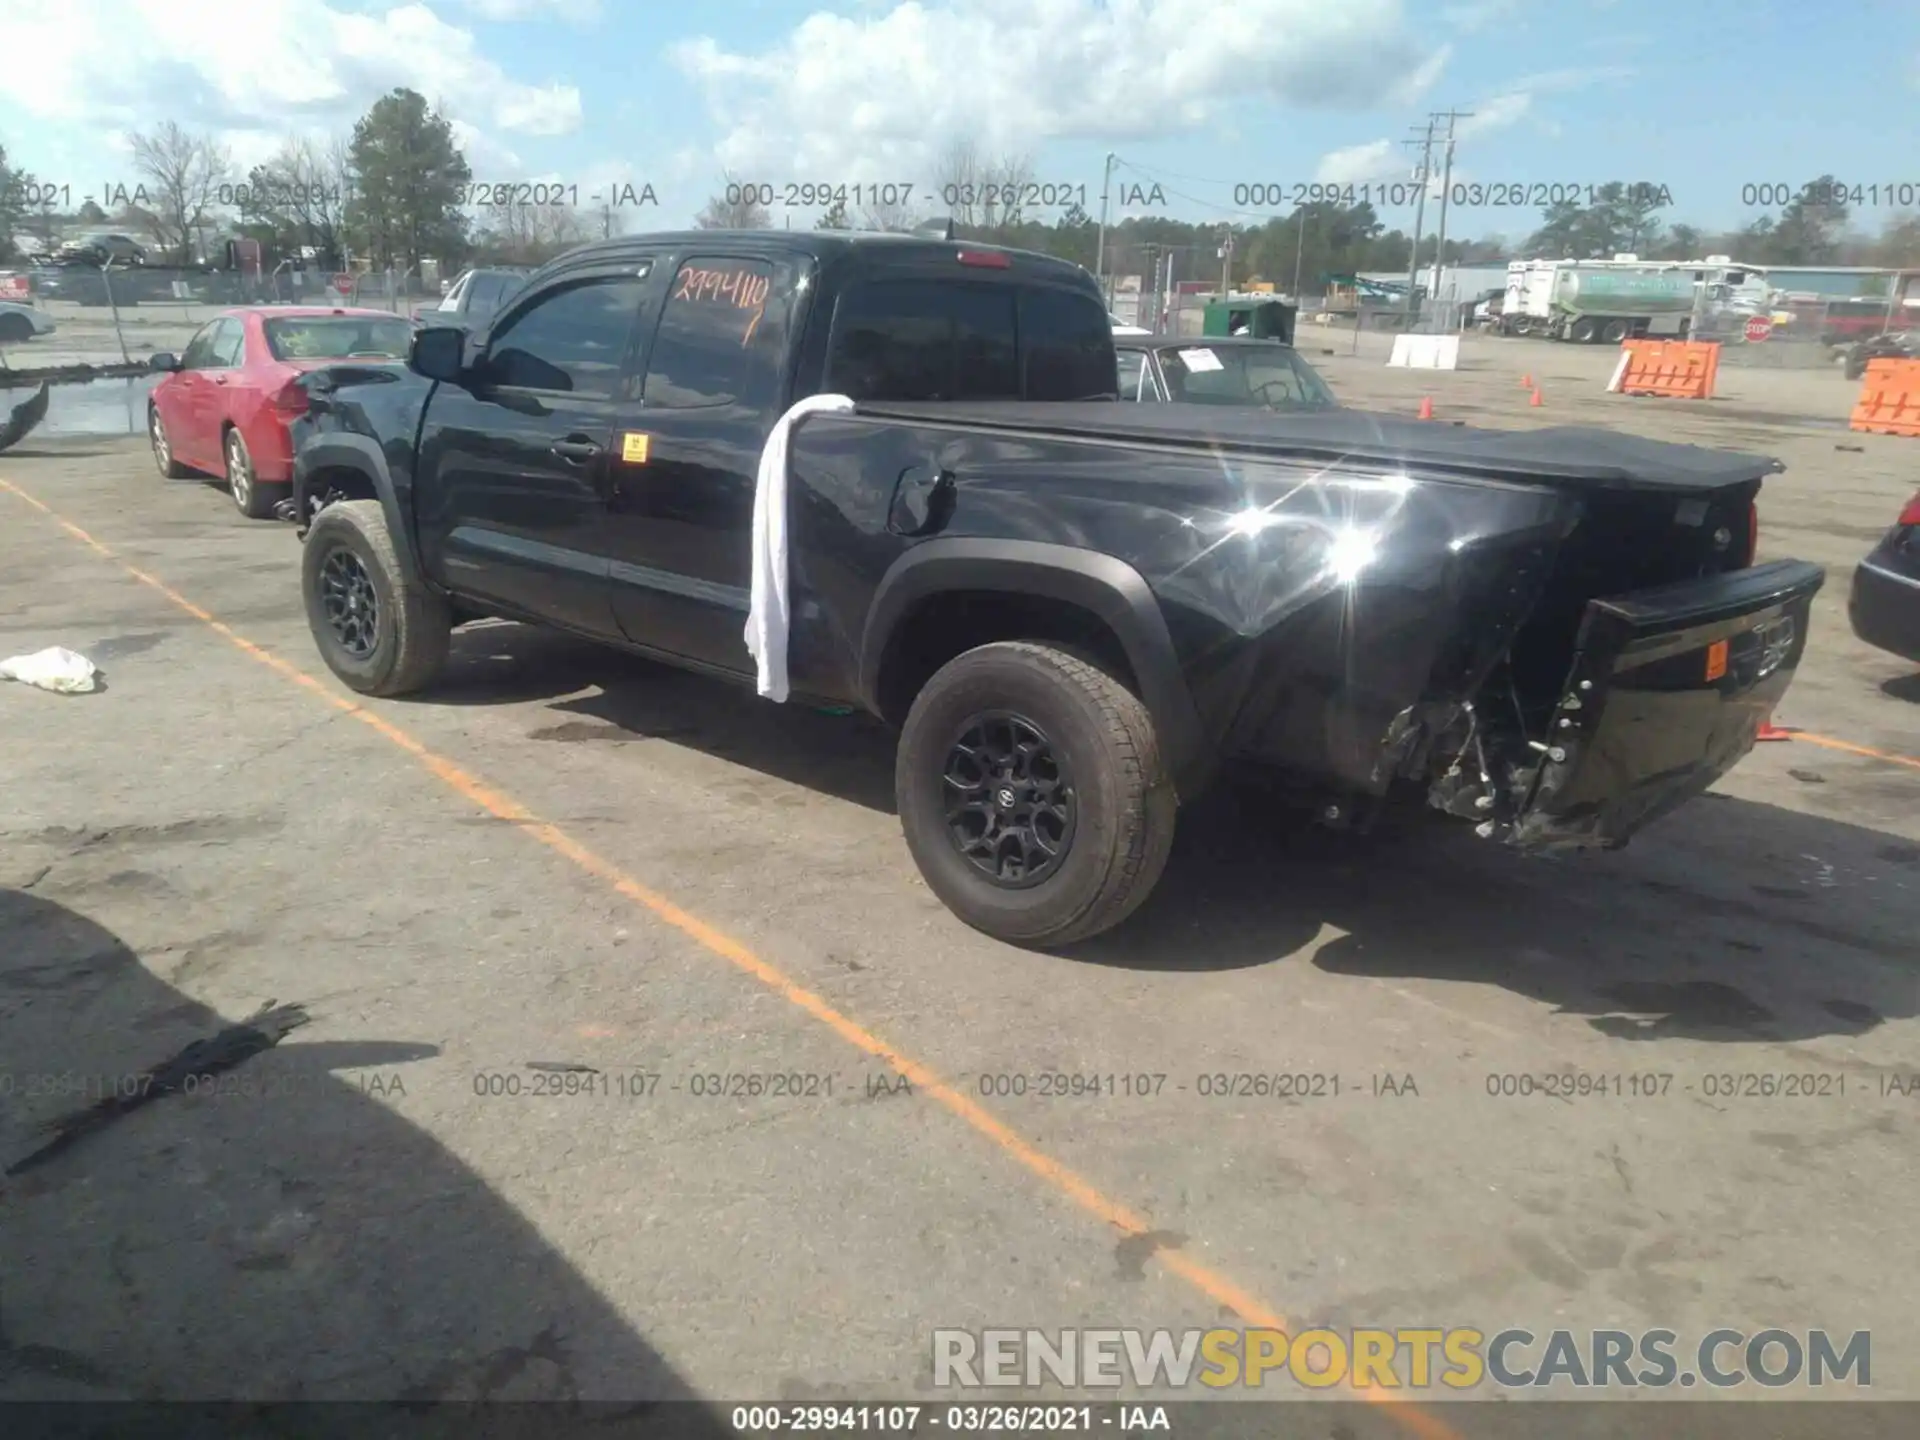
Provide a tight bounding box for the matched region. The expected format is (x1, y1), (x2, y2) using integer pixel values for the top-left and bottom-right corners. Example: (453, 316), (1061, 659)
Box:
(0, 374), (158, 439)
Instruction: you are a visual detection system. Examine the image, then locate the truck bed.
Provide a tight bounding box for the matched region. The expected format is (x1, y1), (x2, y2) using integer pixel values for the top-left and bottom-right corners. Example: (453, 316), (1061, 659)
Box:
(850, 400), (1782, 493)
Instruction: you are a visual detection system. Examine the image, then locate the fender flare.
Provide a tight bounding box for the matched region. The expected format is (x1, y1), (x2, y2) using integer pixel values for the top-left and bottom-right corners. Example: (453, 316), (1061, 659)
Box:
(858, 537), (1213, 800)
(293, 434), (422, 586)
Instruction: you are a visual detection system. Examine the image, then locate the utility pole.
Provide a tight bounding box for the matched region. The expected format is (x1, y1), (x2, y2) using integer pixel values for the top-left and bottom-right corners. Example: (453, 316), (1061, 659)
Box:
(1094, 152), (1118, 307)
(1404, 118), (1436, 320)
(1292, 212), (1308, 299)
(1219, 223), (1234, 298)
(1428, 109), (1473, 307)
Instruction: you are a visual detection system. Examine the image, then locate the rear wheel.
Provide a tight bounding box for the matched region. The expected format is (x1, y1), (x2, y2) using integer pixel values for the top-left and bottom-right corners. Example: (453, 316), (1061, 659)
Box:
(1601, 318), (1631, 344)
(223, 426), (281, 520)
(149, 405), (189, 477)
(302, 499), (450, 696)
(1569, 317), (1598, 343)
(895, 642), (1176, 948)
(0, 312), (33, 343)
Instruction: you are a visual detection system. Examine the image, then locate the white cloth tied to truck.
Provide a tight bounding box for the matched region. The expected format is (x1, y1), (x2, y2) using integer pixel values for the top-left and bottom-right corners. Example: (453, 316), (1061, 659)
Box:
(745, 393), (856, 702)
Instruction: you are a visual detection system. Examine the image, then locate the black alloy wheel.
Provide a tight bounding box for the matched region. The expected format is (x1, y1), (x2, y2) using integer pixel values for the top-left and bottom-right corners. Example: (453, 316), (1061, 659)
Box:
(941, 710), (1077, 887)
(318, 545), (380, 659)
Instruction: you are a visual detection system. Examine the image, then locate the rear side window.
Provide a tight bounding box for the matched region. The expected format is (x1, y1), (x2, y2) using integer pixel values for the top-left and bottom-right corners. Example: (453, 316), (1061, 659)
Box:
(642, 257), (790, 411)
(1020, 287), (1117, 399)
(211, 319), (247, 367)
(827, 280), (1018, 402)
(467, 274), (505, 312)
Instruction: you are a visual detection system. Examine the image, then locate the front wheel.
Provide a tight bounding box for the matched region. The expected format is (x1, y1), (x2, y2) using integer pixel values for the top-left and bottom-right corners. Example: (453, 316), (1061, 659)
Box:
(895, 642), (1177, 948)
(301, 499), (450, 696)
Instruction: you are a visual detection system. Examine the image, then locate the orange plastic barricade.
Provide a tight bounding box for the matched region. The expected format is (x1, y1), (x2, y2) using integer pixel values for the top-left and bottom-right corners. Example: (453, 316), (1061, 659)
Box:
(1608, 339), (1721, 400)
(1849, 358), (1920, 437)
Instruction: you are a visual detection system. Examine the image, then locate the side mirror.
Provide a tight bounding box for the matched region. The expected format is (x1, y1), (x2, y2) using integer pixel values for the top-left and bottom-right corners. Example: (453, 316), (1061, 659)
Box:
(149, 352), (181, 372)
(410, 325), (467, 383)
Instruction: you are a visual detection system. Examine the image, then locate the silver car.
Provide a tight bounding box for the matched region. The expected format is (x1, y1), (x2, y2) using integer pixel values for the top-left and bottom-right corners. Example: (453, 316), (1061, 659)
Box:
(0, 300), (57, 344)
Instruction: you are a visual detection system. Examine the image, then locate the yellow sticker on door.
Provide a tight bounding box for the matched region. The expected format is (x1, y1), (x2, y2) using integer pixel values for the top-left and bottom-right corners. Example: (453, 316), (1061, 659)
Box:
(1704, 638), (1729, 681)
(621, 432), (650, 464)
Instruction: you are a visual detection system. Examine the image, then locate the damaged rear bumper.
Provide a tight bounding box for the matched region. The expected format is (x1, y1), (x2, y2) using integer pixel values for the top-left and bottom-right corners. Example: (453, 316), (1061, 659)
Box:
(1445, 559), (1824, 850)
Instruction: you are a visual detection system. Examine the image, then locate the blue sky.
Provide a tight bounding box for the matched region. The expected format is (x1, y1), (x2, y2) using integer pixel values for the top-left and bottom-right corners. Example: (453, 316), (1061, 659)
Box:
(5, 0), (1919, 242)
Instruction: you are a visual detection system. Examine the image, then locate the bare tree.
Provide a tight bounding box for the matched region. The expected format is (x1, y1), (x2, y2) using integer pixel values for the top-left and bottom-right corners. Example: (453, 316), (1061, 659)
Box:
(237, 135), (352, 266)
(933, 138), (985, 228)
(473, 197), (593, 264)
(931, 140), (1033, 234)
(695, 173), (771, 229)
(857, 197), (921, 233)
(980, 151), (1036, 231)
(129, 121), (231, 264)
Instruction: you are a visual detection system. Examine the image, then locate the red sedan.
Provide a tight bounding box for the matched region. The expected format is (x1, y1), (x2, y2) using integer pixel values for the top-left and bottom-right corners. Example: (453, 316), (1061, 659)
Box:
(147, 306), (414, 518)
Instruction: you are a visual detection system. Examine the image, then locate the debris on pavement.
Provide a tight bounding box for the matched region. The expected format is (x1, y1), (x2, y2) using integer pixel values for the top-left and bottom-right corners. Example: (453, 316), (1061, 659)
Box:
(0, 646), (101, 693)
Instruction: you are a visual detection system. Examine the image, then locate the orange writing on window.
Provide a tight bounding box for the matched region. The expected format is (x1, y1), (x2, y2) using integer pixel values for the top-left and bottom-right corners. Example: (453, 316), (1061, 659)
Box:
(1704, 638), (1728, 682)
(672, 266), (770, 310)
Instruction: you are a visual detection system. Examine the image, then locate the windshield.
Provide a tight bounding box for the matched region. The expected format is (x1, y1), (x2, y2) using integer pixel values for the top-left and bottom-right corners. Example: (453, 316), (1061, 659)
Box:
(264, 316), (414, 361)
(1157, 344), (1338, 409)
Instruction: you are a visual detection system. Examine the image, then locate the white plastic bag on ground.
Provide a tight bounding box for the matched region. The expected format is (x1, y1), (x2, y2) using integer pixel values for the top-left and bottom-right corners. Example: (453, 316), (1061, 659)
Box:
(0, 646), (101, 693)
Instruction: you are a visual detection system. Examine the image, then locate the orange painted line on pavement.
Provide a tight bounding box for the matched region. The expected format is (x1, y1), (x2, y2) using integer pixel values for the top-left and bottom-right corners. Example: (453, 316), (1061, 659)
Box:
(3, 475), (1462, 1435)
(1782, 730), (1920, 772)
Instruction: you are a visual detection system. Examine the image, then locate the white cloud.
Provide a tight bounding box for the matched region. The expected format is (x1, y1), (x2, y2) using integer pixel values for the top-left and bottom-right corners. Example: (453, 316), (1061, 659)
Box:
(1316, 139), (1406, 185)
(672, 0), (1441, 181)
(1457, 90), (1532, 139)
(3, 0), (580, 182)
(457, 0), (601, 21)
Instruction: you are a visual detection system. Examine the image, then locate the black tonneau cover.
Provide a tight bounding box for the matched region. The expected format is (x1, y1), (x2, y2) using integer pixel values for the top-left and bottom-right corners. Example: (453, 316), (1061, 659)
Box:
(850, 400), (1784, 492)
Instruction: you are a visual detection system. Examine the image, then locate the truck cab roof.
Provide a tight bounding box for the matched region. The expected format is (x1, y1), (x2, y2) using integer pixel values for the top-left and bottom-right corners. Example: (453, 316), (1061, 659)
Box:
(527, 229), (1097, 291)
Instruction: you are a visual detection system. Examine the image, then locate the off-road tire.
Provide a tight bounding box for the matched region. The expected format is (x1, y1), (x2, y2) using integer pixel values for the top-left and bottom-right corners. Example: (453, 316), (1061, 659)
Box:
(302, 499), (450, 696)
(149, 405), (190, 477)
(896, 641), (1177, 948)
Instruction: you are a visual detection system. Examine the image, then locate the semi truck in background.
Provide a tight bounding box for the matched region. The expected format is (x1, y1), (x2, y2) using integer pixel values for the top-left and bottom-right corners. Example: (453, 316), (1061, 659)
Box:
(1498, 256), (1775, 343)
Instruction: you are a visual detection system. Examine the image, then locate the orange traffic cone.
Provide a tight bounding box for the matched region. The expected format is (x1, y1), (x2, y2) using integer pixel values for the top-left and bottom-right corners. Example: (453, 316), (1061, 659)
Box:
(1529, 388), (1544, 407)
(1519, 373), (1532, 388)
(1417, 396), (1434, 420)
(1755, 721), (1794, 742)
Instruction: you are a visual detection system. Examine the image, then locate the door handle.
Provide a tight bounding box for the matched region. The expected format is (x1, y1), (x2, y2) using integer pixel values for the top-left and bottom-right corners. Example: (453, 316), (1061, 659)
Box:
(550, 435), (603, 464)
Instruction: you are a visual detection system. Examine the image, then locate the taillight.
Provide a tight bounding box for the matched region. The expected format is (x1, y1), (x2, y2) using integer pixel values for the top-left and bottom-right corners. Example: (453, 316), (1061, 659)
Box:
(956, 249), (1010, 269)
(1898, 491), (1920, 528)
(271, 380), (309, 419)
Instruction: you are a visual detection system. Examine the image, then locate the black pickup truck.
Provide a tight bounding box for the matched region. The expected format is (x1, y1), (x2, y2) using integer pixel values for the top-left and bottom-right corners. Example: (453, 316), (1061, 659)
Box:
(288, 228), (1823, 948)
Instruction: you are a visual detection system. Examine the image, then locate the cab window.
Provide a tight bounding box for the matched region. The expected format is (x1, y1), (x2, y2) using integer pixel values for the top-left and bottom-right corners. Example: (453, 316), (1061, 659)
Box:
(642, 257), (790, 411)
(485, 274), (651, 396)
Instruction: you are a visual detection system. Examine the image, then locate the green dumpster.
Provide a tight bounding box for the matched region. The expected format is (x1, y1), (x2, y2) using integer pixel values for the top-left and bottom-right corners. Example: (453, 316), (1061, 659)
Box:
(1201, 299), (1297, 343)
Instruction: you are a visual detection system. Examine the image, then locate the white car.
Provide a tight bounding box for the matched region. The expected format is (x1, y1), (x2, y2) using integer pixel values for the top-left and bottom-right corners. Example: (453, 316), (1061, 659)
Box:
(0, 301), (57, 344)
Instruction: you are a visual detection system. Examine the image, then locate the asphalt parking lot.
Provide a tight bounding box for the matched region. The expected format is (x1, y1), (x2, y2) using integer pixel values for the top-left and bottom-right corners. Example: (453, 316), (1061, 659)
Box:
(3, 334), (1918, 1433)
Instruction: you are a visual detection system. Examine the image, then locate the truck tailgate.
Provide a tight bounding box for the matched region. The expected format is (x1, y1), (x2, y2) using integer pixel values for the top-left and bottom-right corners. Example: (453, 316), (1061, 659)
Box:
(1509, 559), (1824, 849)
